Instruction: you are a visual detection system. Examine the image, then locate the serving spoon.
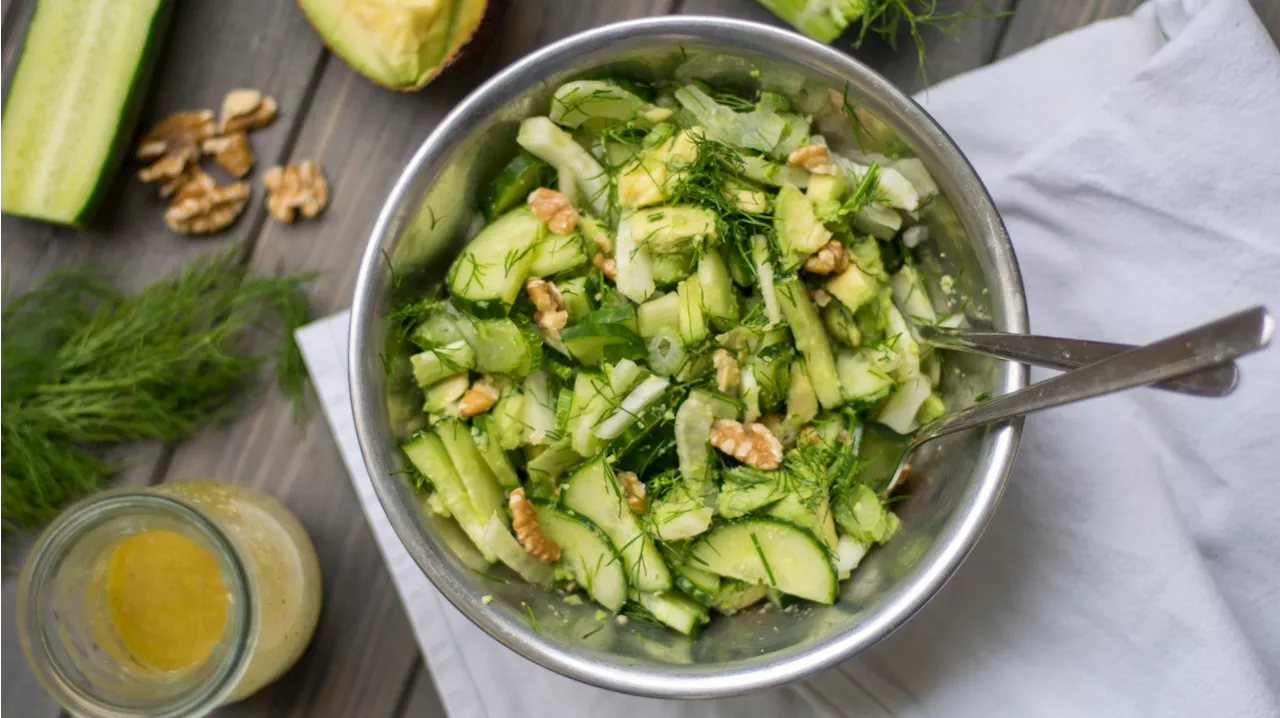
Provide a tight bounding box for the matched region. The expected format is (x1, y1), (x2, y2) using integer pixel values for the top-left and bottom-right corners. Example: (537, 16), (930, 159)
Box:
(916, 324), (1239, 397)
(881, 306), (1274, 493)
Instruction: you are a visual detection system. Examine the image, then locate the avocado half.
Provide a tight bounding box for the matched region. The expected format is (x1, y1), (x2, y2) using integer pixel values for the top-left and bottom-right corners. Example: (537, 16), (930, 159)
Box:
(298, 0), (489, 91)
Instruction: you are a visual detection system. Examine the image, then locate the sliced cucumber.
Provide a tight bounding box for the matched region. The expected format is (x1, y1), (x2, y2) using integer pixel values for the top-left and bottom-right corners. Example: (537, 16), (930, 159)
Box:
(637, 591), (709, 637)
(560, 458), (671, 593)
(716, 467), (786, 518)
(422, 373), (469, 416)
(558, 276), (594, 322)
(463, 318), (538, 376)
(833, 483), (900, 545)
(765, 492), (838, 551)
(521, 371), (559, 445)
(697, 250), (740, 331)
(402, 432), (496, 563)
(531, 499), (628, 611)
(645, 329), (687, 377)
(448, 207), (544, 318)
(837, 349), (896, 404)
(650, 484), (713, 541)
(835, 534), (869, 579)
(435, 420), (508, 530)
(483, 515), (554, 586)
(2, 0), (173, 225)
(549, 79), (651, 129)
(637, 292), (682, 339)
(517, 117), (609, 215)
(676, 276), (708, 344)
(775, 277), (842, 409)
(712, 579), (768, 615)
(410, 341), (476, 388)
(665, 548), (721, 606)
(651, 250), (697, 287)
(530, 231), (589, 277)
(481, 150), (552, 221)
(688, 517), (838, 604)
(525, 440), (583, 496)
(567, 372), (613, 457)
(615, 209), (657, 303)
(674, 394), (715, 500)
(561, 322), (646, 367)
(473, 421), (521, 489)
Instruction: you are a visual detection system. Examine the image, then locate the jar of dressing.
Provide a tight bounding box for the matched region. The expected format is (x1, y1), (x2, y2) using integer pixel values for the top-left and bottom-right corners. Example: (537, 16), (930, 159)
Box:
(18, 480), (322, 717)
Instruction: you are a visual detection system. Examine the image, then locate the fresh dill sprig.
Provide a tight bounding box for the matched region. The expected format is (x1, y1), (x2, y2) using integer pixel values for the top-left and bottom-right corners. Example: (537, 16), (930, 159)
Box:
(1, 250), (313, 538)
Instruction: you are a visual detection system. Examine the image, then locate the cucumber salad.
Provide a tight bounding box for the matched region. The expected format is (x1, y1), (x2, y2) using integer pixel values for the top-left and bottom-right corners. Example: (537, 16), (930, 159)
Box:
(393, 75), (954, 637)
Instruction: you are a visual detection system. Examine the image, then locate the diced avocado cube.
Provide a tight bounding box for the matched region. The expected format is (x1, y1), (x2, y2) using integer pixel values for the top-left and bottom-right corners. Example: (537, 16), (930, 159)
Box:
(630, 205), (718, 253)
(775, 184), (832, 270)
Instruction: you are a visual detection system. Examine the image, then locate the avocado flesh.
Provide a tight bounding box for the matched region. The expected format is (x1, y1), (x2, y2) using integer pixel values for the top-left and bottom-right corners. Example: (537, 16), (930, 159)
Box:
(298, 0), (487, 90)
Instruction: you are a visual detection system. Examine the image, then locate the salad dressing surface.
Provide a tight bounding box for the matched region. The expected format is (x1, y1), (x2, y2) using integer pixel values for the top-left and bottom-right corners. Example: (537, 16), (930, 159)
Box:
(104, 529), (230, 672)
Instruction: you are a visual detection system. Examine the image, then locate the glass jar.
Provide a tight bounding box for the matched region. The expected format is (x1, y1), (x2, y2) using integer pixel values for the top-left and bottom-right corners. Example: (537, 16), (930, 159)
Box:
(18, 480), (322, 718)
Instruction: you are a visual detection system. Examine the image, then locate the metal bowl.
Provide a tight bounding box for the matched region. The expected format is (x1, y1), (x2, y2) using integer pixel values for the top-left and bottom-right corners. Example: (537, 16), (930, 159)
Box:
(349, 16), (1028, 698)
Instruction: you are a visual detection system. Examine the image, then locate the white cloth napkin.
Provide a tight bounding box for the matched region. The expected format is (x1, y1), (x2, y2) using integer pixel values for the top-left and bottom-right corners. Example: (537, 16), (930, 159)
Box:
(296, 1), (1280, 715)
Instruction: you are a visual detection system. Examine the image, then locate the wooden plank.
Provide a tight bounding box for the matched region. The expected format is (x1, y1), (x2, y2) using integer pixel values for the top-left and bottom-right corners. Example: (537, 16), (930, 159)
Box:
(679, 0), (1017, 93)
(157, 3), (676, 717)
(995, 0), (1142, 59)
(394, 661), (448, 718)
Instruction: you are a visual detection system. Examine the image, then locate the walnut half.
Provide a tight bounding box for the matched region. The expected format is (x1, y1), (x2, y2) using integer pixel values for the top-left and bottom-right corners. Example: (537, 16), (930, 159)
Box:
(219, 88), (278, 134)
(163, 168), (250, 235)
(137, 110), (217, 184)
(709, 418), (784, 470)
(509, 487), (560, 563)
(263, 160), (328, 223)
(201, 132), (255, 178)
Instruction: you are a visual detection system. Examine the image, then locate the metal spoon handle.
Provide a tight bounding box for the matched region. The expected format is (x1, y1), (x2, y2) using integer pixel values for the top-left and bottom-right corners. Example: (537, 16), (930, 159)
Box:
(915, 307), (1274, 446)
(918, 325), (1239, 397)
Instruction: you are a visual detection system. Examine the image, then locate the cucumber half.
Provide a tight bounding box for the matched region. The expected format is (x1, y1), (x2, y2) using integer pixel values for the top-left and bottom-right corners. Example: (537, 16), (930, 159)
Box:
(531, 499), (628, 612)
(688, 517), (838, 604)
(2, 0), (173, 225)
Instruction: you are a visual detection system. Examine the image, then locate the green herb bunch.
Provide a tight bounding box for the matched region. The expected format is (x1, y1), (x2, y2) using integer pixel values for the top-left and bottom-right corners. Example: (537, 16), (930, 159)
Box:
(1, 250), (311, 537)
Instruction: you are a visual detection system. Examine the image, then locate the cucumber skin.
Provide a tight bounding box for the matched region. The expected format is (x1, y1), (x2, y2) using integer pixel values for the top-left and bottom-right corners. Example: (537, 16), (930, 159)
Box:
(2, 0), (174, 226)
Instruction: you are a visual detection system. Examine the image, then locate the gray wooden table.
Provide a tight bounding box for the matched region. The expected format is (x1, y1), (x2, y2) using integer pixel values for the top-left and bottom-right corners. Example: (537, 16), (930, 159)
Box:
(3, 1), (1277, 716)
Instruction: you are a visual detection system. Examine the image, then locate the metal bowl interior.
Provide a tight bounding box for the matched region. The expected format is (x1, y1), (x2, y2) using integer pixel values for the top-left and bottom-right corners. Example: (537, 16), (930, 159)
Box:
(349, 16), (1028, 698)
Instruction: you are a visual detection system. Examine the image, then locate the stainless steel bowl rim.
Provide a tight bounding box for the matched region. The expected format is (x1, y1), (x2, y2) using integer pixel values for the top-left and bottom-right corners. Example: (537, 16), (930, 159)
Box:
(350, 15), (1028, 698)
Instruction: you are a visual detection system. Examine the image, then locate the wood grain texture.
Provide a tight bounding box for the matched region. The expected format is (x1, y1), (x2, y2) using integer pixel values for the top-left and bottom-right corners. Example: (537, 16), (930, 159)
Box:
(680, 0), (1017, 93)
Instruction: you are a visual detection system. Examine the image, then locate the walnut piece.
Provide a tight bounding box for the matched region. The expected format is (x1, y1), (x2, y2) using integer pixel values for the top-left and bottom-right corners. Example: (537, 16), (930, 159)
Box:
(509, 487), (560, 563)
(712, 349), (740, 393)
(458, 377), (500, 418)
(163, 168), (250, 235)
(786, 144), (836, 175)
(591, 252), (617, 281)
(803, 240), (848, 275)
(527, 187), (579, 235)
(263, 160), (328, 223)
(219, 89), (278, 134)
(201, 132), (255, 178)
(616, 471), (647, 513)
(709, 418), (784, 470)
(525, 277), (568, 338)
(137, 110), (217, 184)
